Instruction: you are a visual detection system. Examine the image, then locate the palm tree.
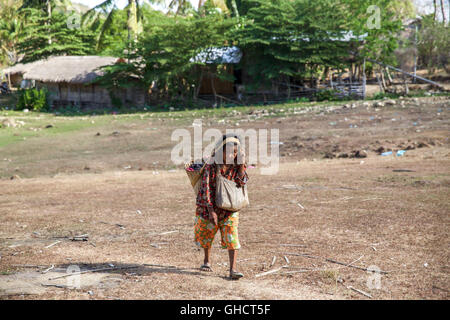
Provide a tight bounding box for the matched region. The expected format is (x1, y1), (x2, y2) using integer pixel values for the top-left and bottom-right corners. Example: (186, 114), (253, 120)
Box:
(82, 0), (159, 49)
(19, 0), (72, 45)
(20, 0), (72, 17)
(197, 0), (229, 13)
(0, 12), (23, 65)
(167, 0), (192, 16)
(439, 0), (446, 23)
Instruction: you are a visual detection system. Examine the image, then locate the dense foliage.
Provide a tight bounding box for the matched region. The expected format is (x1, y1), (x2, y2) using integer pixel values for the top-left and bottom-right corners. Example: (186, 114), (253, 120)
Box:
(16, 87), (49, 111)
(0, 0), (447, 105)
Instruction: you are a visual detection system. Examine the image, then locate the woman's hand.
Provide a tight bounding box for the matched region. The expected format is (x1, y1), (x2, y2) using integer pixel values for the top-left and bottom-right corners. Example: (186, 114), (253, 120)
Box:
(238, 147), (246, 165)
(209, 211), (218, 226)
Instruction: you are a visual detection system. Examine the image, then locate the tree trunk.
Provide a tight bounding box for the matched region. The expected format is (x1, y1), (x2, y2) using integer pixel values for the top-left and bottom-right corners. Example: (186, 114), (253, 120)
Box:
(286, 76), (291, 99)
(230, 0), (240, 18)
(362, 58), (366, 99)
(440, 0), (446, 23)
(195, 68), (204, 100)
(127, 0), (138, 43)
(272, 80), (279, 97)
(47, 0), (52, 45)
(375, 69), (384, 93)
(433, 0), (438, 21)
(210, 73), (217, 107)
(385, 67), (393, 85)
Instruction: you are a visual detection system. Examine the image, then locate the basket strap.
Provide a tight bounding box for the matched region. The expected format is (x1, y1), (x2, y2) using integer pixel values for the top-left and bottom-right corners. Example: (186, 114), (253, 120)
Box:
(191, 160), (209, 187)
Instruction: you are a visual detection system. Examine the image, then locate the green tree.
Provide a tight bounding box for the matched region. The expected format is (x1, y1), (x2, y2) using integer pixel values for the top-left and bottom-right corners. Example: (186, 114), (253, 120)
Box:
(417, 15), (450, 74)
(234, 0), (353, 90)
(340, 0), (407, 63)
(18, 8), (96, 63)
(82, 0), (160, 49)
(167, 0), (193, 16)
(95, 10), (237, 103)
(0, 0), (23, 66)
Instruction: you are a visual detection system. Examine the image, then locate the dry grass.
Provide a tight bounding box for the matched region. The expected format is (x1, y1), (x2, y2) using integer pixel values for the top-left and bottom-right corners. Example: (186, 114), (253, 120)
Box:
(0, 96), (449, 300)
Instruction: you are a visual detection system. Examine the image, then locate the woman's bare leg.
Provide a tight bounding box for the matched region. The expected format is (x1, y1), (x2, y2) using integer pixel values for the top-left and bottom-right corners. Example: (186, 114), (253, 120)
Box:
(228, 249), (237, 272)
(204, 247), (211, 264)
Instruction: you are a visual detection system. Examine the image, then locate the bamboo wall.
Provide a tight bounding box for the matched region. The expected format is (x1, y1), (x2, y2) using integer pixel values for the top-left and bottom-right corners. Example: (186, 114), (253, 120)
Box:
(35, 82), (147, 108)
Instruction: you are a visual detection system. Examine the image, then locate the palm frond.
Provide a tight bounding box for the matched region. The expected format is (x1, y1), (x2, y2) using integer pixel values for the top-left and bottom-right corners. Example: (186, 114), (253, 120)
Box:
(95, 6), (117, 51)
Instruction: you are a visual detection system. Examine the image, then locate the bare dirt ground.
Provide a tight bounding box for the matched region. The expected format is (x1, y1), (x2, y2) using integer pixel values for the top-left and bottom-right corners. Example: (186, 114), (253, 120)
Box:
(0, 96), (449, 300)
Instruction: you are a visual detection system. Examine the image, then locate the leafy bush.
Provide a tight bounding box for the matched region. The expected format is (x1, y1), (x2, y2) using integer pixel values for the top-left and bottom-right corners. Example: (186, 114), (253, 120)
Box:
(314, 89), (341, 101)
(371, 92), (401, 100)
(296, 97), (310, 103)
(16, 88), (49, 111)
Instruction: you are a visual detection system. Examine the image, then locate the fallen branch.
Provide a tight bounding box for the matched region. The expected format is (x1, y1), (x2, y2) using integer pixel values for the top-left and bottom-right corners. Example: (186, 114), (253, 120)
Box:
(41, 283), (70, 289)
(143, 264), (177, 269)
(12, 264), (48, 268)
(270, 256), (276, 267)
(158, 230), (178, 236)
(280, 270), (310, 275)
(280, 244), (306, 248)
(42, 265), (54, 274)
(70, 234), (88, 241)
(255, 265), (288, 278)
(47, 265), (139, 281)
(44, 241), (61, 249)
(347, 286), (373, 299)
(297, 202), (306, 210)
(283, 253), (388, 274)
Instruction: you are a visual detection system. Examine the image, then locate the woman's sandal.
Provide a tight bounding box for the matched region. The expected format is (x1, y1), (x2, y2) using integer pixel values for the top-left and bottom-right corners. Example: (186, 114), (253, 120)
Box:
(200, 263), (213, 272)
(230, 270), (244, 280)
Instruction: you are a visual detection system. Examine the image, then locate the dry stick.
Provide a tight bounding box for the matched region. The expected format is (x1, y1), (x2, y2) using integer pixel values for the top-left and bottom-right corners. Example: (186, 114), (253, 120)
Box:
(297, 203), (305, 210)
(47, 265), (139, 281)
(270, 256), (277, 267)
(12, 264), (48, 268)
(143, 264), (177, 269)
(280, 270), (310, 275)
(70, 234), (88, 241)
(280, 244), (307, 248)
(159, 230), (178, 236)
(284, 256), (290, 264)
(42, 265), (54, 274)
(41, 283), (70, 289)
(255, 267), (283, 278)
(44, 240), (61, 249)
(347, 286), (373, 299)
(255, 265), (288, 278)
(73, 234), (88, 238)
(340, 255), (364, 270)
(283, 253), (388, 274)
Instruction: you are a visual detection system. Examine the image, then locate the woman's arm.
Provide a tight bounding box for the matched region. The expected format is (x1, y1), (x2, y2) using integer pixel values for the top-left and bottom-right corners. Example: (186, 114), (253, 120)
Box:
(196, 164), (219, 225)
(236, 148), (249, 187)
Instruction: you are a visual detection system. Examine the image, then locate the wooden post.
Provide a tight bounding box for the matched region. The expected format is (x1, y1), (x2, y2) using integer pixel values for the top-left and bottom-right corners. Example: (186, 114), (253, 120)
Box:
(362, 58), (366, 99)
(413, 25), (418, 84)
(210, 73), (217, 107)
(365, 57), (444, 89)
(330, 70), (334, 89)
(375, 70), (384, 93)
(286, 76), (291, 99)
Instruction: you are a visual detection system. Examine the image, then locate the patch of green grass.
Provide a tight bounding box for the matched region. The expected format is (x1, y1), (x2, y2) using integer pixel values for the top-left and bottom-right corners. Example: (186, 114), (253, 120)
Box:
(0, 269), (15, 275)
(320, 269), (340, 284)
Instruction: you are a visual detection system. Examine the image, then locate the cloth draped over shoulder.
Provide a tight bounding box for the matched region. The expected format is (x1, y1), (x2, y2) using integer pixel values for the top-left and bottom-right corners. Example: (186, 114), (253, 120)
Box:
(196, 163), (249, 221)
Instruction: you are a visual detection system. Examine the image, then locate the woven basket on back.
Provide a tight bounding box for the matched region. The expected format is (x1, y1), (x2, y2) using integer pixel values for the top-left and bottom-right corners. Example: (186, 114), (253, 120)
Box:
(185, 160), (208, 195)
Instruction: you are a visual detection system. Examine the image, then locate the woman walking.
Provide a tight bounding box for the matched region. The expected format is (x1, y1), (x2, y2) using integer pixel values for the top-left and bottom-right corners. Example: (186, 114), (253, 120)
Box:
(194, 134), (249, 280)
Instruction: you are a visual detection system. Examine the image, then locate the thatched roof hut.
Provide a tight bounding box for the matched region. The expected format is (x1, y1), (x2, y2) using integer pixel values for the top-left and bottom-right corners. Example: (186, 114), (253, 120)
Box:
(3, 56), (146, 108)
(2, 60), (44, 87)
(19, 56), (122, 83)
